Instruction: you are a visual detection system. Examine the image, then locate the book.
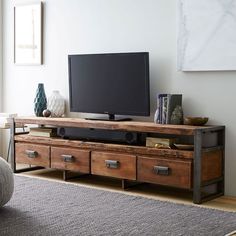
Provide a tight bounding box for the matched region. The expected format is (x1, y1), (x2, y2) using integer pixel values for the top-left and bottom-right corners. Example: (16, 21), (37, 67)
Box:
(29, 127), (57, 137)
(154, 94), (183, 125)
(166, 94), (182, 124)
(162, 96), (168, 124)
(157, 94), (167, 124)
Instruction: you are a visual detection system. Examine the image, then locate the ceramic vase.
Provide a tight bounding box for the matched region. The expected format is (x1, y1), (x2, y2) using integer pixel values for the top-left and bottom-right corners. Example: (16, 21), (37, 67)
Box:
(34, 83), (47, 117)
(154, 94), (160, 124)
(154, 109), (159, 124)
(47, 90), (65, 117)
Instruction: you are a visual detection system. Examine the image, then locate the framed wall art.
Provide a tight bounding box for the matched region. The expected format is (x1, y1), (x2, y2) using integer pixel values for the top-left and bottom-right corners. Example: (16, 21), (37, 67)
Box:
(178, 0), (236, 71)
(14, 2), (43, 65)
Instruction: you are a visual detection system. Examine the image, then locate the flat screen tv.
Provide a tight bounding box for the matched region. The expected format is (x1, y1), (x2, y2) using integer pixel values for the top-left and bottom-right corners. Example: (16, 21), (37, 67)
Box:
(68, 52), (150, 121)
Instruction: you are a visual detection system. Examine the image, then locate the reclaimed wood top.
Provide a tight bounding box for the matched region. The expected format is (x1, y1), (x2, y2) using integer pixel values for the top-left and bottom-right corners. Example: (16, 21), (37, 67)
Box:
(13, 117), (224, 136)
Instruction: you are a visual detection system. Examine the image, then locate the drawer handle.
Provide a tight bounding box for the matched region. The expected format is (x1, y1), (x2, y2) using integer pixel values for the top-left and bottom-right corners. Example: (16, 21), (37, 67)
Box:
(153, 166), (170, 176)
(62, 155), (75, 163)
(25, 150), (38, 158)
(105, 160), (119, 169)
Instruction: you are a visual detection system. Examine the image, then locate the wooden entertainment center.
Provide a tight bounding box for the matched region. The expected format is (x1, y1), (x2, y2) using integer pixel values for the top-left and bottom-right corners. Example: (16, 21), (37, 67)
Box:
(10, 117), (225, 204)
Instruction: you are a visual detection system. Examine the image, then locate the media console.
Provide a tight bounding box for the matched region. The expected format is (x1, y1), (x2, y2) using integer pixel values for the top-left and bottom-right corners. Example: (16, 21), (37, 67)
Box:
(10, 117), (225, 204)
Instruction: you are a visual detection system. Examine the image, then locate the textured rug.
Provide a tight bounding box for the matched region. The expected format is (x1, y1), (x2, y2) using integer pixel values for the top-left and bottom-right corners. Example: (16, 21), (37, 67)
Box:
(0, 175), (235, 236)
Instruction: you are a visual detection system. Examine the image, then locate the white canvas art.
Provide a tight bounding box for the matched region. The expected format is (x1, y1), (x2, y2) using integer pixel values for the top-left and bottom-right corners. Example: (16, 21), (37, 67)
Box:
(14, 3), (43, 65)
(178, 0), (236, 71)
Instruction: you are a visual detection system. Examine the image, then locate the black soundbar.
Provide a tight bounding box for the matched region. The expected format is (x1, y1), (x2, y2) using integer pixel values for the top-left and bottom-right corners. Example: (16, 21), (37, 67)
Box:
(57, 127), (145, 145)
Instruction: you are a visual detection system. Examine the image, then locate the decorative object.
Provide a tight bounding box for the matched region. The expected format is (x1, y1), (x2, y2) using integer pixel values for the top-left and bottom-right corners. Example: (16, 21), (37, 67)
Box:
(0, 157), (14, 207)
(47, 90), (65, 117)
(146, 137), (176, 149)
(184, 117), (209, 126)
(3, 175), (236, 235)
(170, 105), (183, 125)
(154, 94), (182, 124)
(174, 144), (194, 150)
(154, 109), (159, 124)
(42, 109), (51, 117)
(178, 0), (236, 71)
(14, 2), (43, 65)
(34, 83), (47, 117)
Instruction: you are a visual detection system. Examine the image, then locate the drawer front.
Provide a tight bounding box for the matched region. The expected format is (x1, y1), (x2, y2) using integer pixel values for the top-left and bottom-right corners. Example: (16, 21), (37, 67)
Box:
(137, 156), (192, 189)
(51, 147), (90, 173)
(15, 143), (50, 167)
(91, 151), (136, 180)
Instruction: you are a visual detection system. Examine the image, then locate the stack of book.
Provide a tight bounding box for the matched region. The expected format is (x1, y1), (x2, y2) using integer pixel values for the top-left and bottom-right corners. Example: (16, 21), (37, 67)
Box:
(29, 127), (57, 137)
(154, 94), (182, 124)
(0, 113), (17, 128)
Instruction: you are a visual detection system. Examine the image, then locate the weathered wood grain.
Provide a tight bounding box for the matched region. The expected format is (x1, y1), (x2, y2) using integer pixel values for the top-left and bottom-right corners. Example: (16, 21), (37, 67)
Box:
(15, 143), (50, 167)
(14, 117), (224, 135)
(51, 147), (90, 173)
(91, 151), (136, 180)
(137, 156), (192, 189)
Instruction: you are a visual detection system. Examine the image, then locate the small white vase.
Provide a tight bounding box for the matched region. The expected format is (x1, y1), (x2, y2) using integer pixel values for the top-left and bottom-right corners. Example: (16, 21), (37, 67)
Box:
(47, 90), (65, 117)
(154, 109), (159, 124)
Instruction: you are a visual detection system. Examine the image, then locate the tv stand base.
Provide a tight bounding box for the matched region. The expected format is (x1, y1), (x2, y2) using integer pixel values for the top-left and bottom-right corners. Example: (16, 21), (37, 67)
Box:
(85, 117), (132, 122)
(85, 113), (132, 121)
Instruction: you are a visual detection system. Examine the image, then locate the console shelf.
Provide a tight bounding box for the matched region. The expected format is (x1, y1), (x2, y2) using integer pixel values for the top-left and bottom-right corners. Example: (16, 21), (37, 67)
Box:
(14, 134), (194, 159)
(10, 117), (225, 204)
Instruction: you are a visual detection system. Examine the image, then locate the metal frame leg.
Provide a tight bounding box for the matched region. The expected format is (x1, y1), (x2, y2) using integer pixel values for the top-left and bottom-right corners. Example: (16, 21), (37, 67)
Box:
(193, 130), (202, 204)
(7, 137), (11, 162)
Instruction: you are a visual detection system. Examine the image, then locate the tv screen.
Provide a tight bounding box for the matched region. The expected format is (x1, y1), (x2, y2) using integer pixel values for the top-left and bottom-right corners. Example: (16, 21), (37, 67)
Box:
(68, 52), (150, 120)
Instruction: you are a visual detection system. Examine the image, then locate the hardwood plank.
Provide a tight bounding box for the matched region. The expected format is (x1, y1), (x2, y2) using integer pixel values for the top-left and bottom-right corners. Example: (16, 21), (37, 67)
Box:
(14, 116), (224, 135)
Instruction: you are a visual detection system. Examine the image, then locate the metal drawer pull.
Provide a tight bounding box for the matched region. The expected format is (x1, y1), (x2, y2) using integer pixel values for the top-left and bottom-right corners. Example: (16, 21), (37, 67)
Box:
(62, 155), (75, 163)
(153, 166), (170, 176)
(105, 160), (119, 169)
(25, 150), (38, 158)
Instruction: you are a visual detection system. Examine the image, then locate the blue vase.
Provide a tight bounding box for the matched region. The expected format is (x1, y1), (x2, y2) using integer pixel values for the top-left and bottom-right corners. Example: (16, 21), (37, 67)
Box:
(34, 83), (47, 117)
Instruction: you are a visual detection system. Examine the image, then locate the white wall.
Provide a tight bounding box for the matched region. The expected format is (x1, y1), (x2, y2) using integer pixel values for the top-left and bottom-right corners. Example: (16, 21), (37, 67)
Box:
(3, 0), (236, 196)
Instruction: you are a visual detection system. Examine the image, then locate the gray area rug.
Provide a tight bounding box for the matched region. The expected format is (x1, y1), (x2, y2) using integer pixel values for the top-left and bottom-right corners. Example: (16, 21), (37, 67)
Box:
(0, 175), (235, 236)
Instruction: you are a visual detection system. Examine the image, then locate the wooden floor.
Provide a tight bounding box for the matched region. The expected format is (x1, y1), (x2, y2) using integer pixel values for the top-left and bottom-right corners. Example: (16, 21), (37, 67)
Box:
(17, 167), (236, 212)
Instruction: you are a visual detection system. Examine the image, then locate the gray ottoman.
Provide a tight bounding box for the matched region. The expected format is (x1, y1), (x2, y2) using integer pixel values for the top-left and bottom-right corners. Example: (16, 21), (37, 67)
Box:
(0, 157), (14, 207)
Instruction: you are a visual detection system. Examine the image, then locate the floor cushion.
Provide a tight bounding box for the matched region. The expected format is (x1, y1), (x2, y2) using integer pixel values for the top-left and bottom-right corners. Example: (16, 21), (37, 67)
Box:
(0, 157), (14, 207)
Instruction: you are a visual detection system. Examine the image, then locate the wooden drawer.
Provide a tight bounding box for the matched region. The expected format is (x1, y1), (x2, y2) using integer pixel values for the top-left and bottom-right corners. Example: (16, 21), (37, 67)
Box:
(91, 151), (136, 180)
(15, 143), (50, 167)
(51, 147), (90, 173)
(137, 156), (192, 189)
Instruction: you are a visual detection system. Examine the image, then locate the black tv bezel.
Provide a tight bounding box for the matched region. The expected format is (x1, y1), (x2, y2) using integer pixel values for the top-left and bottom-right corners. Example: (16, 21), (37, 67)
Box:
(68, 52), (150, 118)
